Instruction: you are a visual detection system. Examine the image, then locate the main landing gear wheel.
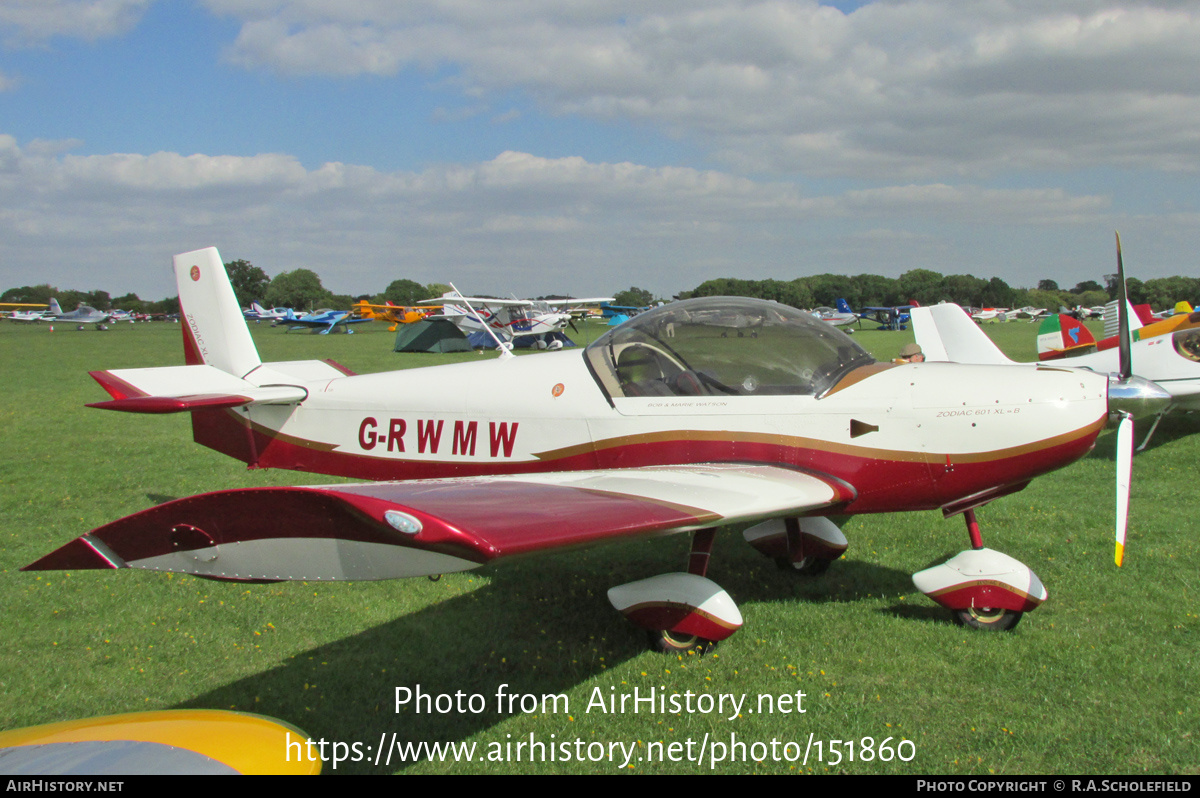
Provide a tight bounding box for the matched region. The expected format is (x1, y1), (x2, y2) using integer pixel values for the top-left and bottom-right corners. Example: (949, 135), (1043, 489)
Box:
(954, 606), (1022, 631)
(649, 629), (715, 655)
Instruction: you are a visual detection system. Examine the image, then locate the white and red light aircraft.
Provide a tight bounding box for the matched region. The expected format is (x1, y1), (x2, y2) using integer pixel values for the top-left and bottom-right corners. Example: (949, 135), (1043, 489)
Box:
(24, 247), (1170, 650)
(424, 292), (613, 346)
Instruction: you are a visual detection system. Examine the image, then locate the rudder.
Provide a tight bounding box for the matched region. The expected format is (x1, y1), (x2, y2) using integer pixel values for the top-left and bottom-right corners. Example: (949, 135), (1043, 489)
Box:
(175, 248), (262, 378)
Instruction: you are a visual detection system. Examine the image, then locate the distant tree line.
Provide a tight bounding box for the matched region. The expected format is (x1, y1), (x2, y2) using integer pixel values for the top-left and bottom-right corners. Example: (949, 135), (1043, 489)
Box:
(675, 271), (1200, 312)
(7, 262), (1198, 316)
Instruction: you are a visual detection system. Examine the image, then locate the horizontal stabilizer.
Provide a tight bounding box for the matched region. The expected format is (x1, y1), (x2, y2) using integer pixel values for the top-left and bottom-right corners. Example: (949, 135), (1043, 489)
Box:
(89, 394), (264, 414)
(88, 365), (306, 414)
(26, 465), (855, 582)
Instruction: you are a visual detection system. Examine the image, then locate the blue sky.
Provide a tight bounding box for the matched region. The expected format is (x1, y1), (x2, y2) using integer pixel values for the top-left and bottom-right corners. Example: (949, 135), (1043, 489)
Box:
(1, 1), (1197, 301)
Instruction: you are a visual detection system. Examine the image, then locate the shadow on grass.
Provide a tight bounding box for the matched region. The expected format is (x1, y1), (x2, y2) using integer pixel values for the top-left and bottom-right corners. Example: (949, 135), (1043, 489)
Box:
(173, 541), (703, 772)
(1088, 412), (1198, 460)
(877, 603), (955, 626)
(172, 532), (921, 772)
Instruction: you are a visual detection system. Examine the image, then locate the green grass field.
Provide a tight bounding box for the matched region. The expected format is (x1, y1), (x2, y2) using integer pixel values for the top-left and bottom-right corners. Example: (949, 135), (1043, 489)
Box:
(1, 317), (1196, 774)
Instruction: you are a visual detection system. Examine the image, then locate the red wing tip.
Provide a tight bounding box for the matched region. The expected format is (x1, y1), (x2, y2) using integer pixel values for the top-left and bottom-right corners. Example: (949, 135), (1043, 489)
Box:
(24, 537), (122, 571)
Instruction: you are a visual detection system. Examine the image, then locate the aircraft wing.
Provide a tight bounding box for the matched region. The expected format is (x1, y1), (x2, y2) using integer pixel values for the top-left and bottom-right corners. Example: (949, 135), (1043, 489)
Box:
(282, 319), (332, 328)
(555, 297), (616, 306)
(26, 464), (856, 581)
(0, 710), (320, 775)
(424, 296), (532, 307)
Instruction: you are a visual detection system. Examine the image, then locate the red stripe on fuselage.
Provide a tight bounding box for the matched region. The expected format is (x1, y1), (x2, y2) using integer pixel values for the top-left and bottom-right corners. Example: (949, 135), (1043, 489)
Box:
(191, 408), (1104, 515)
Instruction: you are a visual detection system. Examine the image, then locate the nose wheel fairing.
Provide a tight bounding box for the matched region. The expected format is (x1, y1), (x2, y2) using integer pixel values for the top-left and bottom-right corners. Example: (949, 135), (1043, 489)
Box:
(912, 548), (1048, 625)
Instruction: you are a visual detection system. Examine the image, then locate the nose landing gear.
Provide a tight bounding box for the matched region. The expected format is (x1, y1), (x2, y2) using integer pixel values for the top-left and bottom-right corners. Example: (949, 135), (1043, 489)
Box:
(912, 509), (1047, 631)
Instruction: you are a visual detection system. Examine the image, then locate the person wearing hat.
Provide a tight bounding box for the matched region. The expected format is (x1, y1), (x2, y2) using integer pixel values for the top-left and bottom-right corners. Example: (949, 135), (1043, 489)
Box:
(894, 342), (925, 364)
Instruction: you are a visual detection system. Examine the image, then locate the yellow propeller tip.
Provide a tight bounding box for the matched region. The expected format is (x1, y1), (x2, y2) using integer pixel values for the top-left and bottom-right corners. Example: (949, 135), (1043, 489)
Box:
(1115, 543), (1125, 567)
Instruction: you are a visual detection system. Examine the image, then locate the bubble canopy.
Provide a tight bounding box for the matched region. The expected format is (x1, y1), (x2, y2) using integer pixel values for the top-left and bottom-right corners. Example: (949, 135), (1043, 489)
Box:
(584, 297), (876, 399)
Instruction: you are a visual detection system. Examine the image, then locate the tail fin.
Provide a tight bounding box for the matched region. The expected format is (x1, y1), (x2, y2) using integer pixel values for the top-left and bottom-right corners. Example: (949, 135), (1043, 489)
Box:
(175, 248), (262, 378)
(49, 298), (63, 315)
(1036, 314), (1096, 360)
(835, 298), (852, 314)
(910, 304), (1015, 364)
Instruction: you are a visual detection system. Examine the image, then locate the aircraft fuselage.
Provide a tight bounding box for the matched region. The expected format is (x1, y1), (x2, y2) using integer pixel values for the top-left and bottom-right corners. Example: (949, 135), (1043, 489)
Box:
(198, 352), (1109, 517)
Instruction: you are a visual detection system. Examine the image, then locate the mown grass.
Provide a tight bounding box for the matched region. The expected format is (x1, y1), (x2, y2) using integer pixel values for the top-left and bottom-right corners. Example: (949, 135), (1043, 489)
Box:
(1, 317), (1196, 774)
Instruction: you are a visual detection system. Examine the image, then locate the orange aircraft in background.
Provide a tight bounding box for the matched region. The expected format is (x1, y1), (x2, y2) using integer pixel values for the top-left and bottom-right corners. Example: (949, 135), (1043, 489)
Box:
(352, 300), (439, 331)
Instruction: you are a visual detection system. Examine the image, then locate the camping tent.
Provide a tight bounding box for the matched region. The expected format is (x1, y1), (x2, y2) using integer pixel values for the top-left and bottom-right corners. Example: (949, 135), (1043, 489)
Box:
(393, 319), (473, 353)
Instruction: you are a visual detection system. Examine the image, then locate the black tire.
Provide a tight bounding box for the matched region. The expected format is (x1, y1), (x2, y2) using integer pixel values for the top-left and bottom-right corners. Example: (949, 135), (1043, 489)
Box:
(649, 629), (715, 655)
(954, 607), (1022, 631)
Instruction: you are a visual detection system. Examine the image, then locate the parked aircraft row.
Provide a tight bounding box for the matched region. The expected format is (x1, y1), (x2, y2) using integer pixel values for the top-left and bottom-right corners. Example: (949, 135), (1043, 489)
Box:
(807, 298), (915, 331)
(5, 298), (113, 329)
(245, 293), (614, 344)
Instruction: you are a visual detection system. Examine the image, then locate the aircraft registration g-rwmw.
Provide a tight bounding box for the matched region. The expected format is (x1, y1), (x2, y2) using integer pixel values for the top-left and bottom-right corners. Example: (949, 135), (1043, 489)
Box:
(25, 248), (1171, 650)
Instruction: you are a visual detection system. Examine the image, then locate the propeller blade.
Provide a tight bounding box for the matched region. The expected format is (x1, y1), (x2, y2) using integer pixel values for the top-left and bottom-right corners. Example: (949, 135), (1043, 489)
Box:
(1115, 412), (1133, 567)
(1115, 232), (1132, 381)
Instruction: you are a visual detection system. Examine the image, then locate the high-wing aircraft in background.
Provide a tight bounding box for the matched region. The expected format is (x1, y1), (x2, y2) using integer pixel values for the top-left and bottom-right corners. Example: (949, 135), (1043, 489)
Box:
(423, 292), (614, 346)
(971, 307), (1010, 323)
(25, 246), (1169, 651)
(856, 303), (917, 331)
(1012, 307), (1050, 321)
(44, 299), (112, 330)
(3, 303), (49, 322)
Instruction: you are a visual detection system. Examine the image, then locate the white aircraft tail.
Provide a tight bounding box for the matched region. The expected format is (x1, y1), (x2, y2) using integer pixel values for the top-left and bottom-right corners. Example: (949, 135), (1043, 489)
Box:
(88, 248), (352, 418)
(910, 304), (1015, 365)
(48, 298), (63, 315)
(175, 247), (263, 378)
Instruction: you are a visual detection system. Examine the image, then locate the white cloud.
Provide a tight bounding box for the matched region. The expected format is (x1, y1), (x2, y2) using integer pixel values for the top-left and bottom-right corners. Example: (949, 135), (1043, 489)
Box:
(0, 0), (156, 43)
(0, 136), (1144, 300)
(198, 1), (1200, 178)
